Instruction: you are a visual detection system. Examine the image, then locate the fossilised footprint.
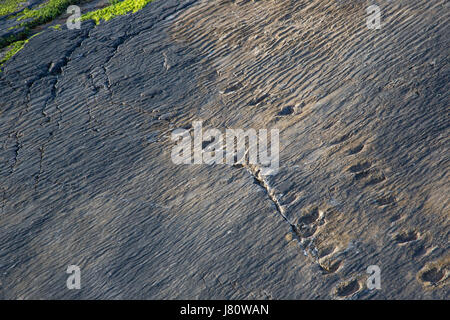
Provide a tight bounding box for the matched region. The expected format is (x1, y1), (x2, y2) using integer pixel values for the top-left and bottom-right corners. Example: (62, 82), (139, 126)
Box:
(319, 259), (342, 274)
(318, 245), (336, 259)
(376, 194), (396, 206)
(394, 230), (419, 244)
(277, 106), (295, 116)
(347, 144), (364, 155)
(297, 207), (320, 225)
(347, 161), (371, 173)
(335, 279), (361, 298)
(219, 82), (242, 94)
(295, 224), (317, 238)
(419, 266), (446, 285)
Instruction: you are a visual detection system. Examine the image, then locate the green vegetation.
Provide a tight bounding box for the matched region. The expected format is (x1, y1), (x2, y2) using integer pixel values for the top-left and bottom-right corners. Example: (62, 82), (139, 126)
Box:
(16, 0), (83, 24)
(0, 0), (153, 68)
(50, 24), (62, 30)
(0, 40), (27, 67)
(81, 0), (153, 24)
(0, 0), (24, 16)
(0, 33), (41, 71)
(0, 1), (82, 49)
(0, 30), (28, 51)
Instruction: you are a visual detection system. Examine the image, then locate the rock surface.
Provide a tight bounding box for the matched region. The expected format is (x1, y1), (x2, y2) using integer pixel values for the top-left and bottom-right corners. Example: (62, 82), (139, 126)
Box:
(0, 0), (448, 299)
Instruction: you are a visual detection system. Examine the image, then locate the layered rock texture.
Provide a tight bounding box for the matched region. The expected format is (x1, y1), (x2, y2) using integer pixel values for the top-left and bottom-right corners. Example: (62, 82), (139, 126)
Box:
(0, 0), (448, 299)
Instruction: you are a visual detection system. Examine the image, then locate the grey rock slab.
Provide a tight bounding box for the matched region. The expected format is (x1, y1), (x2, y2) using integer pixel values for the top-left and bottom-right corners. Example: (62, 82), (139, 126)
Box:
(0, 0), (448, 299)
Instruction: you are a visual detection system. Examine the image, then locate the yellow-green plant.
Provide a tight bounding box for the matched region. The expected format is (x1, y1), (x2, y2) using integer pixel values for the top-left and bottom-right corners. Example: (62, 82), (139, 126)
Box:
(0, 1), (82, 48)
(0, 32), (41, 71)
(0, 0), (153, 67)
(0, 0), (24, 16)
(16, 0), (82, 24)
(82, 0), (153, 24)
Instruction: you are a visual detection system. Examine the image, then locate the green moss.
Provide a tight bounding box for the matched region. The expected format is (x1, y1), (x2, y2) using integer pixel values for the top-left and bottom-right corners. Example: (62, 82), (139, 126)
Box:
(1, 40), (27, 66)
(0, 0), (154, 67)
(0, 30), (28, 49)
(81, 0), (153, 24)
(50, 24), (62, 30)
(0, 1), (82, 49)
(0, 0), (24, 16)
(16, 0), (83, 24)
(0, 33), (40, 71)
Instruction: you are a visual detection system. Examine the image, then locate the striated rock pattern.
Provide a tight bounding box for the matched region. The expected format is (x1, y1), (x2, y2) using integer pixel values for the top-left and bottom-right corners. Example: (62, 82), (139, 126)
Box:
(0, 0), (448, 299)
